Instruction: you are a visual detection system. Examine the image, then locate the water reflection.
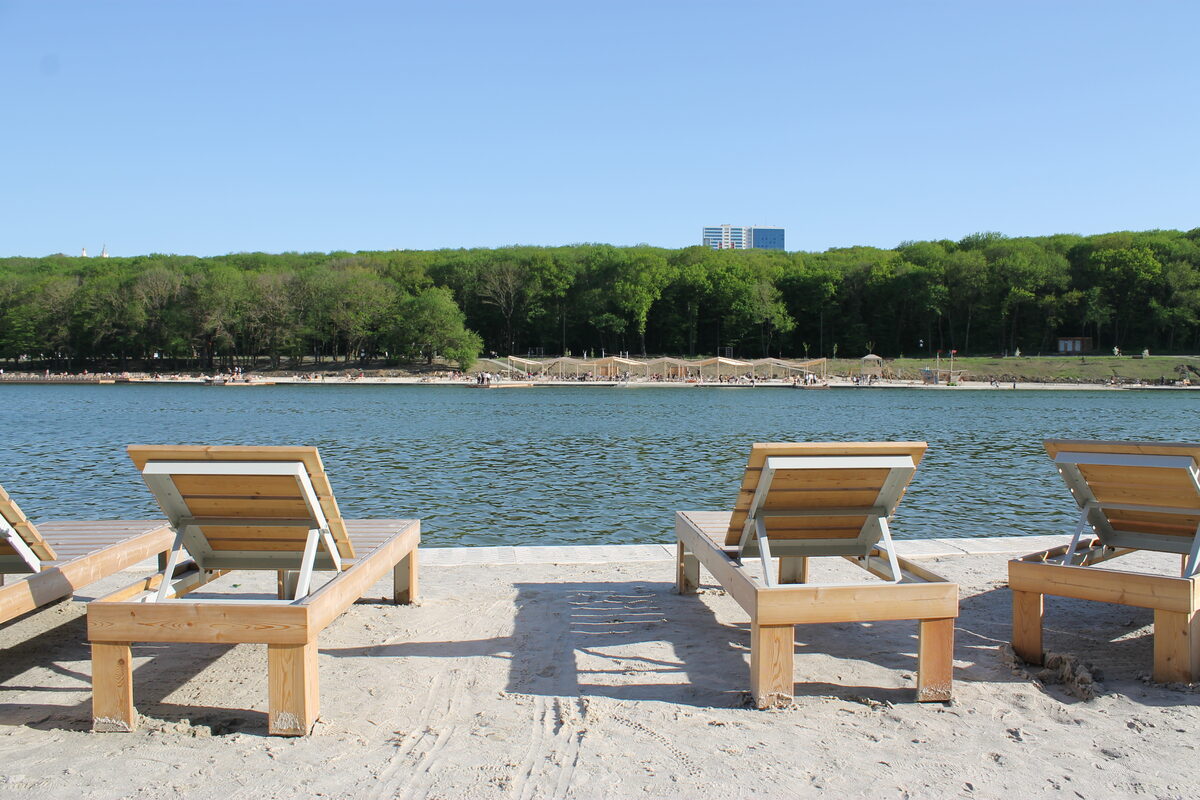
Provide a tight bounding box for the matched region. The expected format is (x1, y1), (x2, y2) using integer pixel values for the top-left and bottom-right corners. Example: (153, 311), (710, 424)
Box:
(0, 385), (1195, 546)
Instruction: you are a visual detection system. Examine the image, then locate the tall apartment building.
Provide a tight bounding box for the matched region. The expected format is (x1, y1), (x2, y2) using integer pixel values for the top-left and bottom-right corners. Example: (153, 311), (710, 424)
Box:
(701, 224), (785, 250)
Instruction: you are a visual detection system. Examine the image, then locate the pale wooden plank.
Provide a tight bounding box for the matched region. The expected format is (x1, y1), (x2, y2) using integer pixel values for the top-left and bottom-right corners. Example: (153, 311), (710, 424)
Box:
(181, 498), (312, 517)
(1008, 560), (1195, 613)
(171, 474), (304, 498)
(88, 600), (310, 645)
(755, 582), (958, 626)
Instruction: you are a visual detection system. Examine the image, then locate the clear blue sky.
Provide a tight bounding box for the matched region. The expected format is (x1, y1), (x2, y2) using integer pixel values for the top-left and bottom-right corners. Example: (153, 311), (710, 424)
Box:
(2, 1), (1196, 257)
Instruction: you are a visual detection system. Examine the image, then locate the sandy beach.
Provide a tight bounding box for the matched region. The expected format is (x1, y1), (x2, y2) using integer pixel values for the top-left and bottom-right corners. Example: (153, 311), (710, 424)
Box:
(1, 537), (1196, 799)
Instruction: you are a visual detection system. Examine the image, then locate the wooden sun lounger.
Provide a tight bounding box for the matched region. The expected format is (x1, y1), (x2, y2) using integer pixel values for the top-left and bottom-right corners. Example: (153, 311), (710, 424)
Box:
(1010, 439), (1200, 682)
(1, 483), (172, 626)
(676, 442), (958, 707)
(87, 445), (420, 736)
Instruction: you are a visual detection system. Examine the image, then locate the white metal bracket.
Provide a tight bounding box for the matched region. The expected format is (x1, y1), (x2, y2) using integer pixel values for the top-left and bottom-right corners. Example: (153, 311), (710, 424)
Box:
(1, 516), (41, 573)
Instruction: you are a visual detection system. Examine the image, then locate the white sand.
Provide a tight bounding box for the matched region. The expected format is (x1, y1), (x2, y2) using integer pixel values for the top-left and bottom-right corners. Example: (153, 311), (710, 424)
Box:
(1, 543), (1197, 799)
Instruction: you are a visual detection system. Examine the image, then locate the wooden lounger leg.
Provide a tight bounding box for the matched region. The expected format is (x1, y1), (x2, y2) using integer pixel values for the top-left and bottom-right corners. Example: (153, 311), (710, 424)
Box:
(1011, 589), (1045, 665)
(394, 550), (418, 604)
(779, 556), (807, 584)
(268, 641), (319, 736)
(92, 642), (136, 732)
(917, 618), (954, 701)
(750, 623), (794, 708)
(1153, 609), (1200, 684)
(278, 570), (299, 600)
(676, 541), (700, 594)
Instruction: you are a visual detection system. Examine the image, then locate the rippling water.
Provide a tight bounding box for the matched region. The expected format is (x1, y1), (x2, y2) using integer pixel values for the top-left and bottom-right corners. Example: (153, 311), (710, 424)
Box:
(0, 384), (1195, 545)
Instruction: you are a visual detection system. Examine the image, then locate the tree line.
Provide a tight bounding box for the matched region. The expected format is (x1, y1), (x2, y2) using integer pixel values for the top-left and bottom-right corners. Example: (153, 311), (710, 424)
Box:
(1, 227), (1198, 371)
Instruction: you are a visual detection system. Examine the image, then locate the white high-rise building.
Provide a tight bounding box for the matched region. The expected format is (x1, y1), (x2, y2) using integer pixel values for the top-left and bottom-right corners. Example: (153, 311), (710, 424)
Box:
(701, 224), (785, 250)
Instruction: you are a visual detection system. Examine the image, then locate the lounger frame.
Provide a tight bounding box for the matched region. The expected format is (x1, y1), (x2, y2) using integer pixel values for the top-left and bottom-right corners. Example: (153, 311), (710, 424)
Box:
(1010, 440), (1200, 683)
(1010, 538), (1200, 682)
(678, 513), (956, 706)
(88, 518), (419, 735)
(676, 441), (958, 707)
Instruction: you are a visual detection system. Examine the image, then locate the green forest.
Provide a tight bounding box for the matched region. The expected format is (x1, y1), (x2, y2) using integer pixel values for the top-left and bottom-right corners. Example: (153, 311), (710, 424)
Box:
(1, 228), (1198, 371)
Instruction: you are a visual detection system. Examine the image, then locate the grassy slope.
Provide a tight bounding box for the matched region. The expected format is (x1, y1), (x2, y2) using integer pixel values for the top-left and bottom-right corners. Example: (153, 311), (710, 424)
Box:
(829, 355), (1200, 383)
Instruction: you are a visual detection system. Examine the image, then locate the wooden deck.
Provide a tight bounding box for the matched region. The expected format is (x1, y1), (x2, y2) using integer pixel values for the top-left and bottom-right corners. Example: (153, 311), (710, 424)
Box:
(0, 520), (173, 624)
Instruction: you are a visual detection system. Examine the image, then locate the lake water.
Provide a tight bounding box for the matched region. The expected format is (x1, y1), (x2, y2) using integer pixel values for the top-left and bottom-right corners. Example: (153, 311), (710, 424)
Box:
(0, 384), (1194, 546)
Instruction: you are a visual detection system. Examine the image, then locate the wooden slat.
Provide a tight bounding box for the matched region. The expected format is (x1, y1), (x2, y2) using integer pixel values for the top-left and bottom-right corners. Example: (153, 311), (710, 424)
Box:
(1107, 511), (1200, 530)
(755, 489), (885, 508)
(198, 525), (313, 542)
(0, 483), (57, 561)
(1084, 481), (1200, 507)
(171, 474), (304, 498)
(207, 540), (307, 551)
(182, 498), (312, 517)
(737, 468), (893, 492)
(1077, 464), (1197, 490)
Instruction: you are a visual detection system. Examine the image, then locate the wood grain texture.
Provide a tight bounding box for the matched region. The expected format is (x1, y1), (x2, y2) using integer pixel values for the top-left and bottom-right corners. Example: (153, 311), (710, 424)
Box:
(1008, 559), (1196, 613)
(917, 618), (955, 701)
(1153, 609), (1200, 683)
(268, 641), (319, 735)
(1010, 589), (1044, 665)
(91, 642), (135, 732)
(750, 623), (794, 708)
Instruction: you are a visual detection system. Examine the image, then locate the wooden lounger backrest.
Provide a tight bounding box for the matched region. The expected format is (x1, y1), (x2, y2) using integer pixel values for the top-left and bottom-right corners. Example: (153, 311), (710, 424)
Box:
(128, 446), (355, 565)
(0, 482), (57, 562)
(1045, 439), (1200, 555)
(725, 442), (927, 547)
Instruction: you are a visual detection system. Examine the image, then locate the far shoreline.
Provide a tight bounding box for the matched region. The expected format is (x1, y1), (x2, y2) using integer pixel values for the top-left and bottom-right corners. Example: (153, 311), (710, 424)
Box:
(2, 374), (1195, 391)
